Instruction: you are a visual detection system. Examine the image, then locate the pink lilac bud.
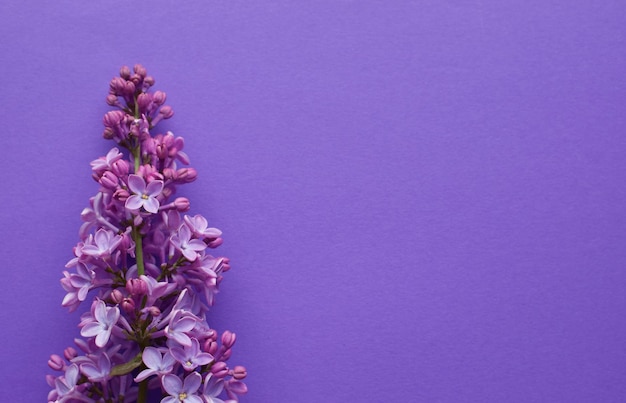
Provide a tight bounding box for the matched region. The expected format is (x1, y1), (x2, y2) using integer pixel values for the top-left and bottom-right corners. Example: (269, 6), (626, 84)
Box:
(207, 238), (223, 249)
(111, 159), (129, 177)
(119, 65), (131, 79)
(160, 105), (174, 119)
(144, 76), (155, 86)
(103, 110), (124, 128)
(231, 366), (247, 380)
(99, 171), (119, 190)
(174, 197), (190, 212)
(134, 64), (147, 78)
(113, 188), (129, 202)
(110, 289), (124, 304)
(64, 347), (78, 361)
(153, 91), (166, 105)
(103, 127), (115, 139)
(106, 94), (119, 106)
(204, 340), (218, 355)
(210, 361), (228, 378)
(221, 349), (232, 361)
(48, 354), (65, 371)
(126, 278), (148, 296)
(157, 144), (169, 160)
(137, 93), (152, 112)
(221, 331), (236, 349)
(176, 168), (198, 183)
(125, 81), (136, 95)
(146, 306), (161, 316)
(109, 77), (126, 95)
(121, 297), (135, 313)
(162, 167), (175, 180)
(130, 73), (141, 85)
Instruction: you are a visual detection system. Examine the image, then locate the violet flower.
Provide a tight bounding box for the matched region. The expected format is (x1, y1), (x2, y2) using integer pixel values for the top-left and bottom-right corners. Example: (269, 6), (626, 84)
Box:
(125, 174), (164, 213)
(80, 299), (120, 347)
(161, 372), (203, 403)
(134, 347), (176, 382)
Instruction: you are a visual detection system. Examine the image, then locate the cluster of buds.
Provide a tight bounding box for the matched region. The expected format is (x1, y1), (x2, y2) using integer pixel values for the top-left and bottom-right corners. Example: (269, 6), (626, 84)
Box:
(47, 65), (247, 403)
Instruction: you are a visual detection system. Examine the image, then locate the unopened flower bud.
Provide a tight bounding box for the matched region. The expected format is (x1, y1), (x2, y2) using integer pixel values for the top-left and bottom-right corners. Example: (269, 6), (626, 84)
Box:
(221, 349), (232, 361)
(226, 380), (248, 395)
(111, 160), (129, 177)
(159, 105), (174, 119)
(144, 76), (155, 86)
(153, 90), (166, 105)
(110, 289), (124, 304)
(113, 188), (129, 202)
(103, 110), (124, 128)
(221, 331), (236, 349)
(103, 127), (114, 139)
(99, 171), (119, 190)
(137, 93), (152, 112)
(207, 237), (223, 249)
(126, 278), (148, 296)
(121, 297), (135, 313)
(48, 354), (64, 371)
(204, 340), (218, 355)
(63, 347), (78, 361)
(106, 94), (119, 106)
(231, 366), (247, 380)
(176, 168), (198, 183)
(210, 361), (229, 378)
(119, 65), (131, 79)
(125, 81), (136, 95)
(146, 306), (161, 316)
(109, 77), (126, 95)
(174, 197), (190, 212)
(162, 167), (176, 180)
(134, 64), (147, 77)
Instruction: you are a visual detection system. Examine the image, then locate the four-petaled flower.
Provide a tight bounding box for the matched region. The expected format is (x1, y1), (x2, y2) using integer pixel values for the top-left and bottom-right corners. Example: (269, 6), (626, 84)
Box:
(80, 299), (120, 347)
(80, 352), (112, 382)
(135, 347), (176, 382)
(125, 174), (164, 213)
(170, 338), (213, 371)
(81, 228), (122, 258)
(161, 372), (203, 403)
(170, 225), (206, 261)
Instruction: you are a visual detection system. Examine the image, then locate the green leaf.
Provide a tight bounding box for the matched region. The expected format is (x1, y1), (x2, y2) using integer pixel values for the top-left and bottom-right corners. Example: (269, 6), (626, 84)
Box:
(109, 352), (143, 376)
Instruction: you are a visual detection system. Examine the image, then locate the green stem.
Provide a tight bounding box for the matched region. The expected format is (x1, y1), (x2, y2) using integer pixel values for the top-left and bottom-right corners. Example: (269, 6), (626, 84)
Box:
(137, 379), (148, 403)
(132, 226), (145, 277)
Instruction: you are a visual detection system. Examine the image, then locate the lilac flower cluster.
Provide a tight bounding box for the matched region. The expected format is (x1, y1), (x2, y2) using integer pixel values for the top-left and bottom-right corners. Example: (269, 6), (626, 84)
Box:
(47, 65), (247, 403)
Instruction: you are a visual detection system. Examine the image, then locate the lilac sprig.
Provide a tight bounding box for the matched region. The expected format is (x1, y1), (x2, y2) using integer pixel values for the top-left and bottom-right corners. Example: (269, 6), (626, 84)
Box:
(47, 65), (247, 403)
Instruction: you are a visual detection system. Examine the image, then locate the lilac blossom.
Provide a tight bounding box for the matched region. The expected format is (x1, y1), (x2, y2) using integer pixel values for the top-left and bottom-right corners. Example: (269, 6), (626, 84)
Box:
(134, 347), (176, 382)
(164, 310), (198, 347)
(53, 364), (80, 399)
(81, 228), (122, 258)
(125, 174), (164, 213)
(80, 352), (112, 382)
(162, 372), (203, 403)
(49, 65), (247, 403)
(170, 337), (213, 371)
(184, 214), (222, 239)
(170, 224), (206, 261)
(80, 300), (120, 347)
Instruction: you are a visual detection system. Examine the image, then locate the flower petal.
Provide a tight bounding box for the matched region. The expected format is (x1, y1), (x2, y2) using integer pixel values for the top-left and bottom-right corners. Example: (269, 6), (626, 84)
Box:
(143, 197), (160, 214)
(162, 374), (182, 396)
(127, 174), (146, 194)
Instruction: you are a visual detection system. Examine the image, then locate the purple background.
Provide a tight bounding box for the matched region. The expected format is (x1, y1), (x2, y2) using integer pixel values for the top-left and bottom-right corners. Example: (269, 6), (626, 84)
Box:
(1, 1), (625, 401)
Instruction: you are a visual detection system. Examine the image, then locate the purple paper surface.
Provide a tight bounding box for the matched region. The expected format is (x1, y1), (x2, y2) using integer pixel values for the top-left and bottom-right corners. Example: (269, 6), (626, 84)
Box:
(1, 1), (626, 401)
